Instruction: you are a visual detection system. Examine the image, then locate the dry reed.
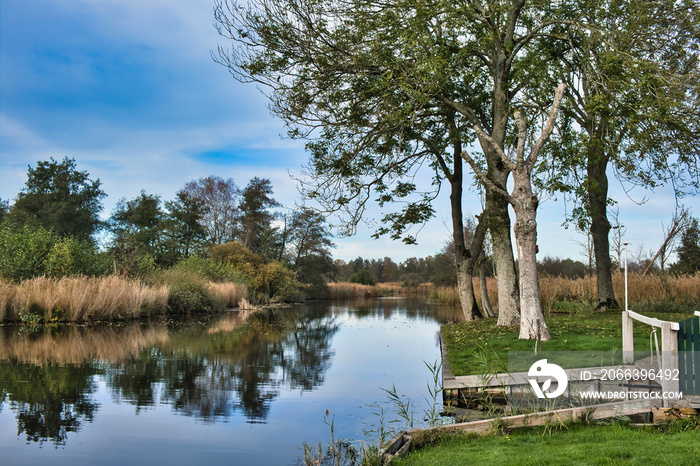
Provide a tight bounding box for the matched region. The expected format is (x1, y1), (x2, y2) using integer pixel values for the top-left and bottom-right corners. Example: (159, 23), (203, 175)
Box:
(207, 282), (248, 308)
(432, 272), (700, 311)
(0, 275), (169, 323)
(327, 282), (384, 299)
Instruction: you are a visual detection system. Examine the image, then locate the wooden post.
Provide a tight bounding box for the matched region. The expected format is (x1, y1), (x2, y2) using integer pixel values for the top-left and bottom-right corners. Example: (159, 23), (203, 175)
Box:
(660, 321), (679, 407)
(622, 311), (634, 363)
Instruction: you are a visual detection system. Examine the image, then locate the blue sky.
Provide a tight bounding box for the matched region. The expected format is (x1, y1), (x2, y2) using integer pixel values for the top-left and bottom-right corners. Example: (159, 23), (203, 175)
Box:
(1, 0), (696, 263)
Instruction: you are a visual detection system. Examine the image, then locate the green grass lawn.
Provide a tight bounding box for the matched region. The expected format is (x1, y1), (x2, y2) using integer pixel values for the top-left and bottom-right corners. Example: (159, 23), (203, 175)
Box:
(442, 309), (693, 376)
(392, 418), (700, 465)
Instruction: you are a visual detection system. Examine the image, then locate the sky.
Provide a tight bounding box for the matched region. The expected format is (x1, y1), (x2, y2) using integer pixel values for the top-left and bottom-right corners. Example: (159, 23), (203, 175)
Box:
(1, 0), (697, 264)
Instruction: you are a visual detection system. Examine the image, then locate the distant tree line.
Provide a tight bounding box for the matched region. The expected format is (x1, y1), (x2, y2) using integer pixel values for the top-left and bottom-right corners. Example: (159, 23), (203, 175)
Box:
(0, 157), (335, 302)
(2, 157), (699, 303)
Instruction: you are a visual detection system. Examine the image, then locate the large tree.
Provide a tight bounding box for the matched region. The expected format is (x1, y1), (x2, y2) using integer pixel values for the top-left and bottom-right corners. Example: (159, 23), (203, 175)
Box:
(182, 175), (240, 246)
(109, 191), (170, 272)
(543, 0), (700, 309)
(214, 0), (572, 328)
(165, 190), (208, 258)
(239, 177), (281, 257)
(462, 83), (566, 340)
(11, 157), (106, 242)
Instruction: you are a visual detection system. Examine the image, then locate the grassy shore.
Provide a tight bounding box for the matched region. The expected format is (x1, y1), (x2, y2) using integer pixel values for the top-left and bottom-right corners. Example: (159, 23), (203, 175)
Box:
(392, 418), (700, 465)
(441, 309), (695, 376)
(0, 275), (248, 324)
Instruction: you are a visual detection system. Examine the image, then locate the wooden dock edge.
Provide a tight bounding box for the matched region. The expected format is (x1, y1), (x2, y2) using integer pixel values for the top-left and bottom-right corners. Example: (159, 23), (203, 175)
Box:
(381, 399), (654, 462)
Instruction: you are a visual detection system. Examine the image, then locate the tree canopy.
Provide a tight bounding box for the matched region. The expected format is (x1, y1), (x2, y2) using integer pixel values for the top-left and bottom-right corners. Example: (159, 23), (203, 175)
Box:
(10, 157), (106, 242)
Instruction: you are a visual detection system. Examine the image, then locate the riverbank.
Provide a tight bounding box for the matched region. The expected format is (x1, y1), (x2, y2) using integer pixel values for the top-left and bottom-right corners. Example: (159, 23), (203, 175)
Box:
(0, 275), (248, 324)
(391, 416), (700, 465)
(441, 309), (695, 377)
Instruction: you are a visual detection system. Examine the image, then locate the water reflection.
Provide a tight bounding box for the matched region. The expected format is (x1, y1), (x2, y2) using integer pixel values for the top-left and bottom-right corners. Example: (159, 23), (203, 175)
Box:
(0, 306), (341, 442)
(0, 361), (100, 446)
(105, 308), (339, 422)
(0, 299), (462, 463)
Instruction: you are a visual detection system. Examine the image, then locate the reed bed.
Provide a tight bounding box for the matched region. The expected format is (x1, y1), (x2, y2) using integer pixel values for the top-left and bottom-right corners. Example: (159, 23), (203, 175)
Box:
(207, 282), (248, 308)
(329, 272), (700, 313)
(0, 275), (169, 323)
(431, 272), (700, 312)
(327, 282), (385, 299)
(429, 278), (500, 309)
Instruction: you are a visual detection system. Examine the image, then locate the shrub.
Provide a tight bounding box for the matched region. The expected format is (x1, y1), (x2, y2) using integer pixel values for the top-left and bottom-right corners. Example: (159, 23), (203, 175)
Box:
(151, 268), (224, 314)
(210, 241), (304, 303)
(349, 269), (375, 286)
(171, 254), (245, 283)
(0, 221), (108, 281)
(167, 281), (224, 313)
(400, 272), (424, 287)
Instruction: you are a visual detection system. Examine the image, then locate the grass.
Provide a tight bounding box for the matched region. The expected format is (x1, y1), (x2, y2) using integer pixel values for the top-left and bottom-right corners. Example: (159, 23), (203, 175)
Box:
(392, 418), (700, 465)
(442, 309), (694, 376)
(0, 275), (248, 323)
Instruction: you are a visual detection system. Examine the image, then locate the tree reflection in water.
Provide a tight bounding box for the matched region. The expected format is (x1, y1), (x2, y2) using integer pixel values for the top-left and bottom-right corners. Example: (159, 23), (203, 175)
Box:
(0, 361), (100, 446)
(0, 306), (341, 446)
(106, 307), (339, 421)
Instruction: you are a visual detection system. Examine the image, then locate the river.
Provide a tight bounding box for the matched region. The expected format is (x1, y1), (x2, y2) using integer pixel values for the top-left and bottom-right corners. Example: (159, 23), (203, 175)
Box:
(0, 298), (462, 465)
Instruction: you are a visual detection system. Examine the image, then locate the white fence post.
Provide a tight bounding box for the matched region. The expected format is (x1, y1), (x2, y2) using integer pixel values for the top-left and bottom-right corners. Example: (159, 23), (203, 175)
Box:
(660, 322), (679, 407)
(622, 311), (634, 364)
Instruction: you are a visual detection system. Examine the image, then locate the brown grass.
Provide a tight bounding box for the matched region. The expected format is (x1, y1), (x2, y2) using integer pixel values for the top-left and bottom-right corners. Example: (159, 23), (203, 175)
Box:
(431, 272), (700, 311)
(327, 282), (384, 299)
(0, 275), (169, 323)
(208, 282), (248, 308)
(539, 272), (700, 309)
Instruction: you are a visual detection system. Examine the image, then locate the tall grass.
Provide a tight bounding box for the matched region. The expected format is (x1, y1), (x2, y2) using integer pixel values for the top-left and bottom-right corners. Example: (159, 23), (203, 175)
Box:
(328, 272), (700, 313)
(327, 282), (384, 299)
(0, 274), (249, 323)
(540, 272), (700, 312)
(327, 281), (434, 299)
(208, 282), (248, 308)
(430, 272), (700, 312)
(0, 276), (169, 322)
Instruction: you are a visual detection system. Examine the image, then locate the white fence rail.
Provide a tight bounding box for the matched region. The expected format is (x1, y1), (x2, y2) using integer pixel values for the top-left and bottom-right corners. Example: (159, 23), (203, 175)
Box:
(622, 310), (679, 406)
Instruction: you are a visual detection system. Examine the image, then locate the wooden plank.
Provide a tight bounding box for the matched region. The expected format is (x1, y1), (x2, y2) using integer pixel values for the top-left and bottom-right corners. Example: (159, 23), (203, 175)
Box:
(661, 322), (679, 405)
(622, 311), (634, 360)
(444, 366), (638, 391)
(383, 400), (654, 459)
(409, 400), (653, 437)
(627, 310), (680, 331)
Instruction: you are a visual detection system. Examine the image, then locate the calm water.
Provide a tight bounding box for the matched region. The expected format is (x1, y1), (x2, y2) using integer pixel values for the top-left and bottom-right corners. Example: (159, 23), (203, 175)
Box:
(0, 298), (462, 465)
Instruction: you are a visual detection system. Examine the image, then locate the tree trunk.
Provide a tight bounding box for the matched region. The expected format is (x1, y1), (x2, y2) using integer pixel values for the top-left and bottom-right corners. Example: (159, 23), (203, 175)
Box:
(512, 177), (551, 340)
(486, 83), (521, 327)
(487, 172), (521, 327)
(456, 259), (481, 320)
(449, 136), (485, 321)
(587, 147), (618, 310)
(479, 250), (496, 318)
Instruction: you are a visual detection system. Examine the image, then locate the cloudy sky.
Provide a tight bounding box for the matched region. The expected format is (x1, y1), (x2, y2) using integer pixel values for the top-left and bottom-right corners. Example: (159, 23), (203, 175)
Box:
(1, 0), (696, 263)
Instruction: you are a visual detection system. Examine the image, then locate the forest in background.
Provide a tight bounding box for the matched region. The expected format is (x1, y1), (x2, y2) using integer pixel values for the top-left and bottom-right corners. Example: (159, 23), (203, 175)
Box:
(1, 157), (699, 324)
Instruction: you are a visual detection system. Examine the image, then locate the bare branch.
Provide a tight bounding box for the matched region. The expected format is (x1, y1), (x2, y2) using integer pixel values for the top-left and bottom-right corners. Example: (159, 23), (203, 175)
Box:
(527, 83), (566, 171)
(459, 150), (513, 203)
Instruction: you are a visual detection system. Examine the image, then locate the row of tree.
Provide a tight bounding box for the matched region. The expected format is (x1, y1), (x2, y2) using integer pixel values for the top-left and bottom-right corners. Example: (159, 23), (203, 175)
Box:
(214, 0), (700, 339)
(0, 158), (335, 297)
